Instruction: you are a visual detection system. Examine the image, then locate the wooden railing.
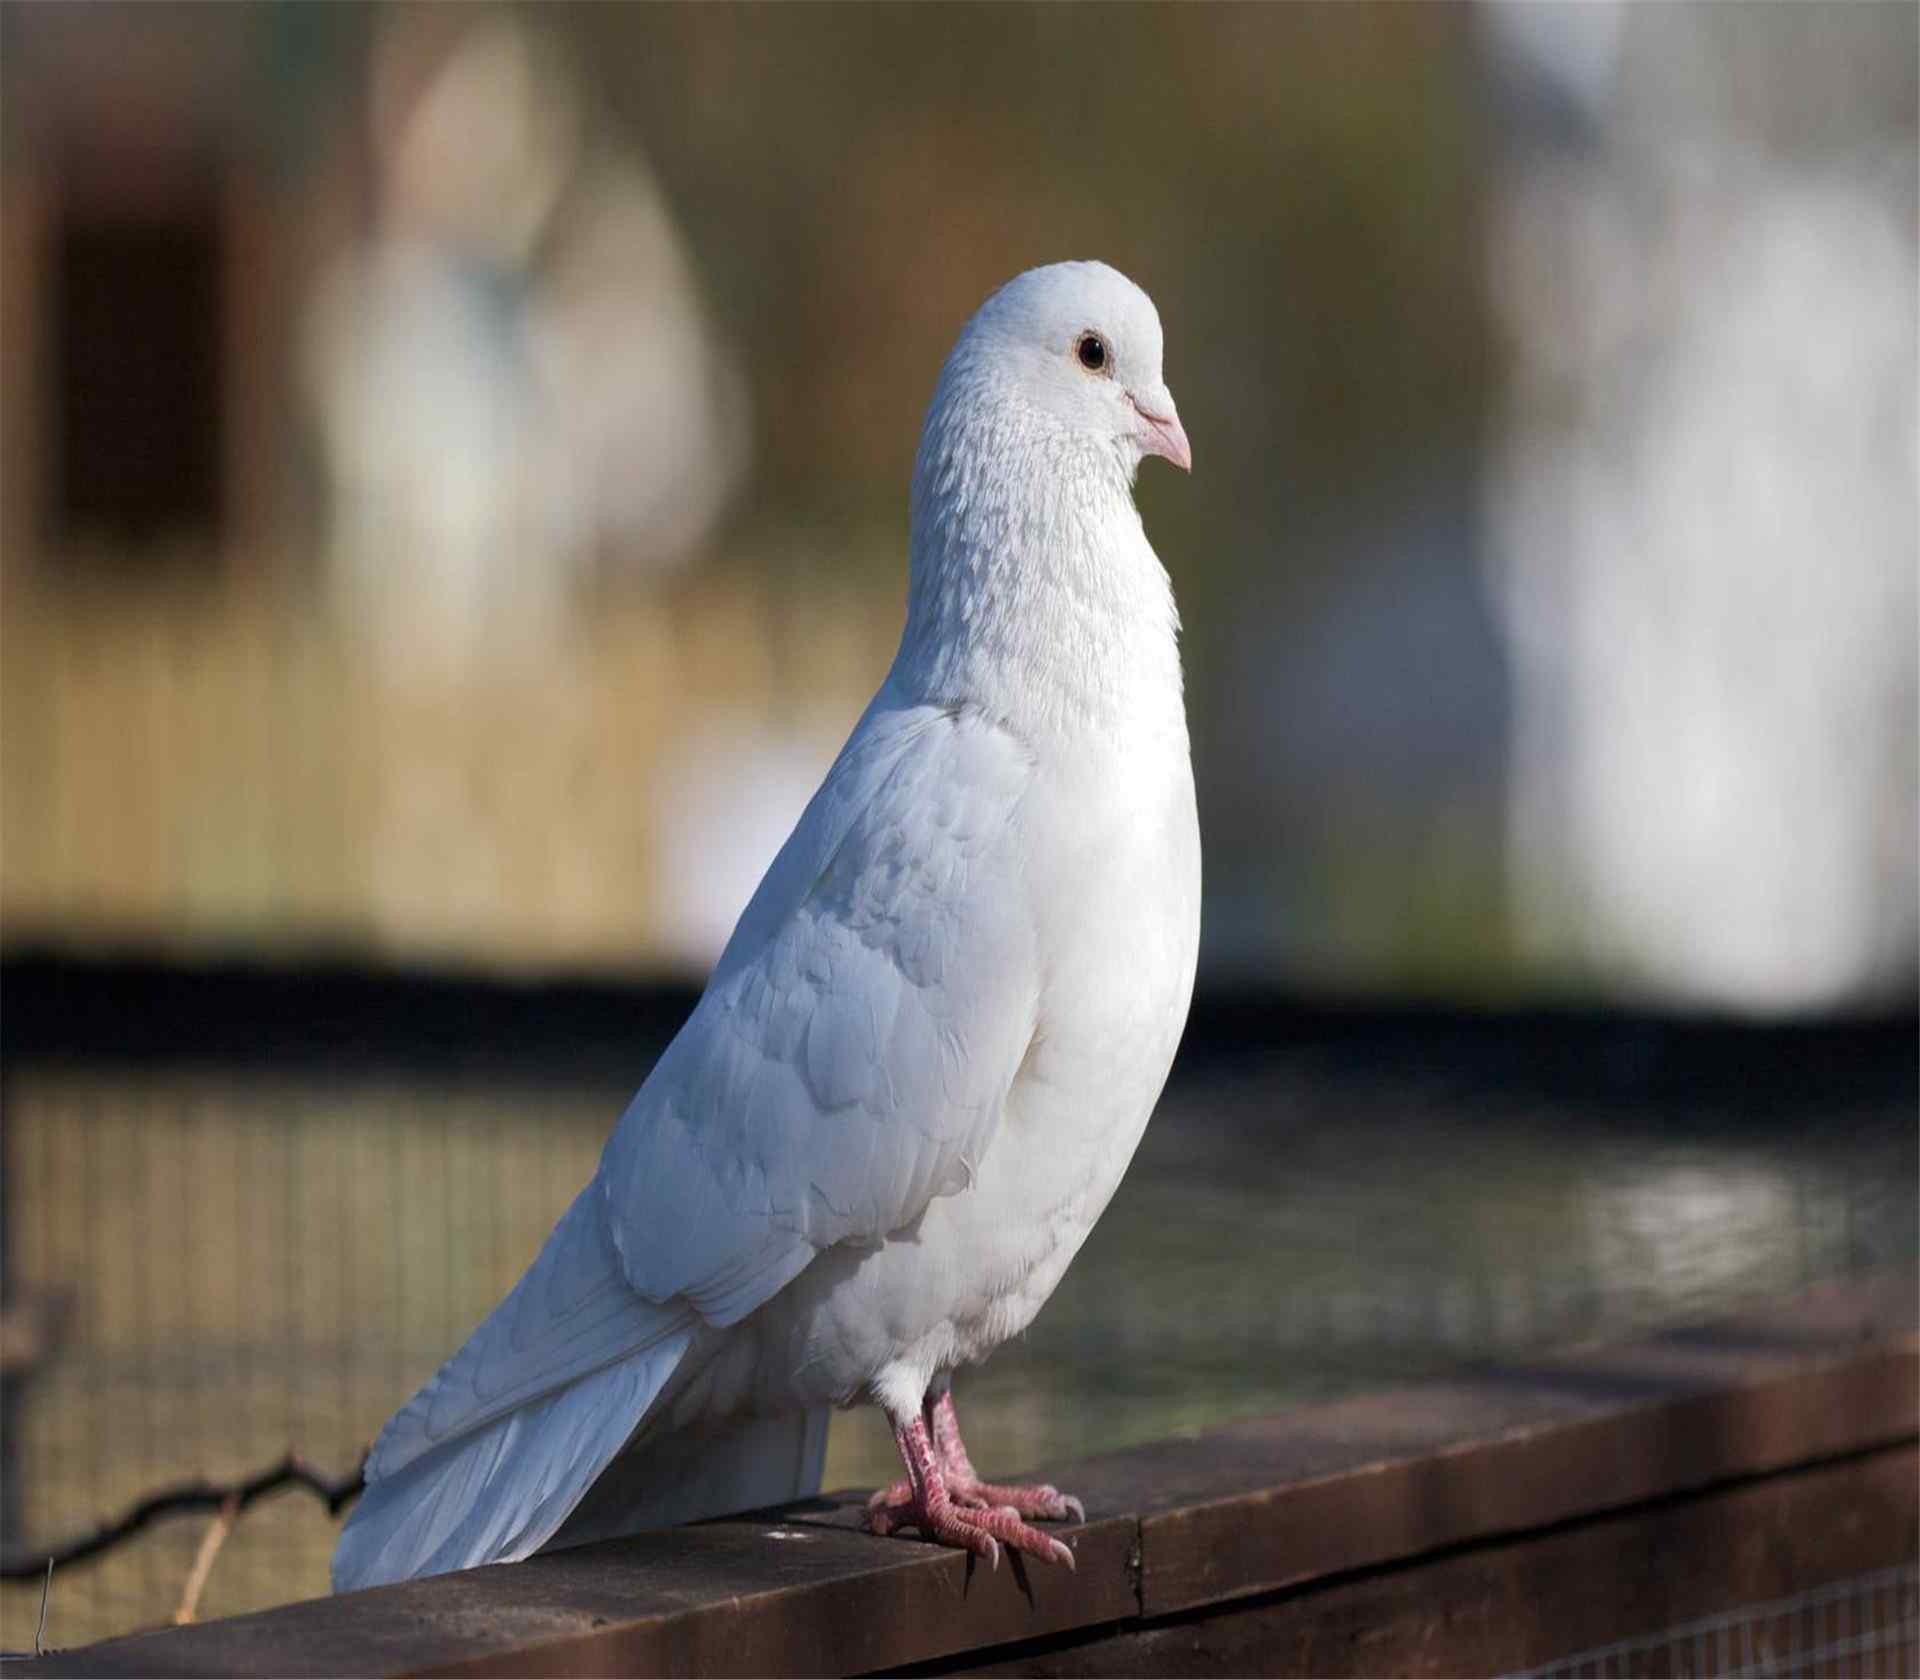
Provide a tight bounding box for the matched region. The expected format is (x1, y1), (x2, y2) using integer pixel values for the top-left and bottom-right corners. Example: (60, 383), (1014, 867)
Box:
(13, 1273), (1914, 1678)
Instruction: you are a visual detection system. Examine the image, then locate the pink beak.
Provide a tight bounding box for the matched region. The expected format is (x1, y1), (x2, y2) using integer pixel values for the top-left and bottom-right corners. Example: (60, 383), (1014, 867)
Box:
(1133, 392), (1192, 473)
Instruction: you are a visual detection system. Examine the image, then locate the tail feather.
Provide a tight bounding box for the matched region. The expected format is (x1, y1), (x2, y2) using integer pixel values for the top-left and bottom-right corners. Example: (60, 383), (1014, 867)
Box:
(332, 1330), (694, 1592)
(367, 1184), (684, 1485)
(548, 1404), (831, 1553)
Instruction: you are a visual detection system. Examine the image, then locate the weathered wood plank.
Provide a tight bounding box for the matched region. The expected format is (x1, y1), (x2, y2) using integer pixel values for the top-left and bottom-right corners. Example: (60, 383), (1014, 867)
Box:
(935, 1443), (1919, 1677)
(15, 1273), (1914, 1679)
(1130, 1337), (1916, 1617)
(17, 1514), (1137, 1678)
(433, 1514), (1139, 1680)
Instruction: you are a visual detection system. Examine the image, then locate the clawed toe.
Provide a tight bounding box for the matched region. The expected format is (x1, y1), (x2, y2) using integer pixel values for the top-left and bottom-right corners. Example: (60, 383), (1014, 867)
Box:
(958, 1479), (1084, 1524)
(865, 1493), (1074, 1568)
(866, 1477), (915, 1513)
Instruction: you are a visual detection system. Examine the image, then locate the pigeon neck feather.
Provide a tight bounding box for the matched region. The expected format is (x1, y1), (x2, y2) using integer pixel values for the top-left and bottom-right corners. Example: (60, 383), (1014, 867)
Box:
(893, 355), (1183, 741)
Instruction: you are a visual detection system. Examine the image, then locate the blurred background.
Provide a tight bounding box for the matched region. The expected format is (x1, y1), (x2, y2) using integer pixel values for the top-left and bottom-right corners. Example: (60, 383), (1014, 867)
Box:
(0, 0), (1914, 1652)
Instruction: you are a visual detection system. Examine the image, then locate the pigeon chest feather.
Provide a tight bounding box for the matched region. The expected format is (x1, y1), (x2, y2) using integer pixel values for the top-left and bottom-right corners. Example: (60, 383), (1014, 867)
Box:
(1014, 742), (1201, 1171)
(752, 742), (1197, 1404)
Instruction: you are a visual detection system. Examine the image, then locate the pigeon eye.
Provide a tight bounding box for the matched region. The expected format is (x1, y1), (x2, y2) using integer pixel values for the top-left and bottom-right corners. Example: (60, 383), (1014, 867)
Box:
(1075, 332), (1109, 373)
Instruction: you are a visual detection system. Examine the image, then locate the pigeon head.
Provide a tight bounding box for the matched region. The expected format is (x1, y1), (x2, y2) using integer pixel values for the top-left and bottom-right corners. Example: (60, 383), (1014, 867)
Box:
(902, 261), (1189, 728)
(948, 261), (1191, 478)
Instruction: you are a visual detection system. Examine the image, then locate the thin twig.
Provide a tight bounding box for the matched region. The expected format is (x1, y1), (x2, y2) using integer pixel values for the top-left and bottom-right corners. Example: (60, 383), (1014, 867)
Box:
(173, 1495), (239, 1625)
(0, 1561), (56, 1662)
(0, 1450), (366, 1582)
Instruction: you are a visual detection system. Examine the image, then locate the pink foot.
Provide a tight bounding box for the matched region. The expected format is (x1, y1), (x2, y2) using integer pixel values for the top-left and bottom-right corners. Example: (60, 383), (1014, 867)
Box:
(952, 1477), (1085, 1523)
(865, 1472), (1083, 1522)
(926, 1388), (1086, 1523)
(864, 1391), (1080, 1568)
(869, 1487), (1075, 1569)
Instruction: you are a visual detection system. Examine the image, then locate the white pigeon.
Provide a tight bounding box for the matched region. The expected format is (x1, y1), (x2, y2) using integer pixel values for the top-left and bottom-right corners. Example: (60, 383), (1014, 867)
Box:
(332, 259), (1199, 1589)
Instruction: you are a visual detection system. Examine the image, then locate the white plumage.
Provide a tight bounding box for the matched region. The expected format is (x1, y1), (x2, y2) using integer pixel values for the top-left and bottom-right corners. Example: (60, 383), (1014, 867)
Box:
(333, 259), (1199, 1589)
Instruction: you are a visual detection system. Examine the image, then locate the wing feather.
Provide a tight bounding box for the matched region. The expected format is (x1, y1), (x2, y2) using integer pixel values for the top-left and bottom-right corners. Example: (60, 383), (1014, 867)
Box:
(602, 693), (1039, 1323)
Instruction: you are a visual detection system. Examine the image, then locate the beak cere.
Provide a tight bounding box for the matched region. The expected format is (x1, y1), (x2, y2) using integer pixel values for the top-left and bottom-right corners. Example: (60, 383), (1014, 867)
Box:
(1133, 394), (1193, 473)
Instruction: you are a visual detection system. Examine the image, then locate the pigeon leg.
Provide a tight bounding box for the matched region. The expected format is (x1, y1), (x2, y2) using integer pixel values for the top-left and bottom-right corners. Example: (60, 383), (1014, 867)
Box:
(865, 1407), (1074, 1568)
(865, 1391), (939, 1515)
(928, 1390), (1085, 1523)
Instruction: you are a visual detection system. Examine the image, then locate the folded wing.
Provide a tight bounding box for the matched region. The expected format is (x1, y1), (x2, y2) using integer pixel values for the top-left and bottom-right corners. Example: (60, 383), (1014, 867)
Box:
(602, 694), (1042, 1320)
